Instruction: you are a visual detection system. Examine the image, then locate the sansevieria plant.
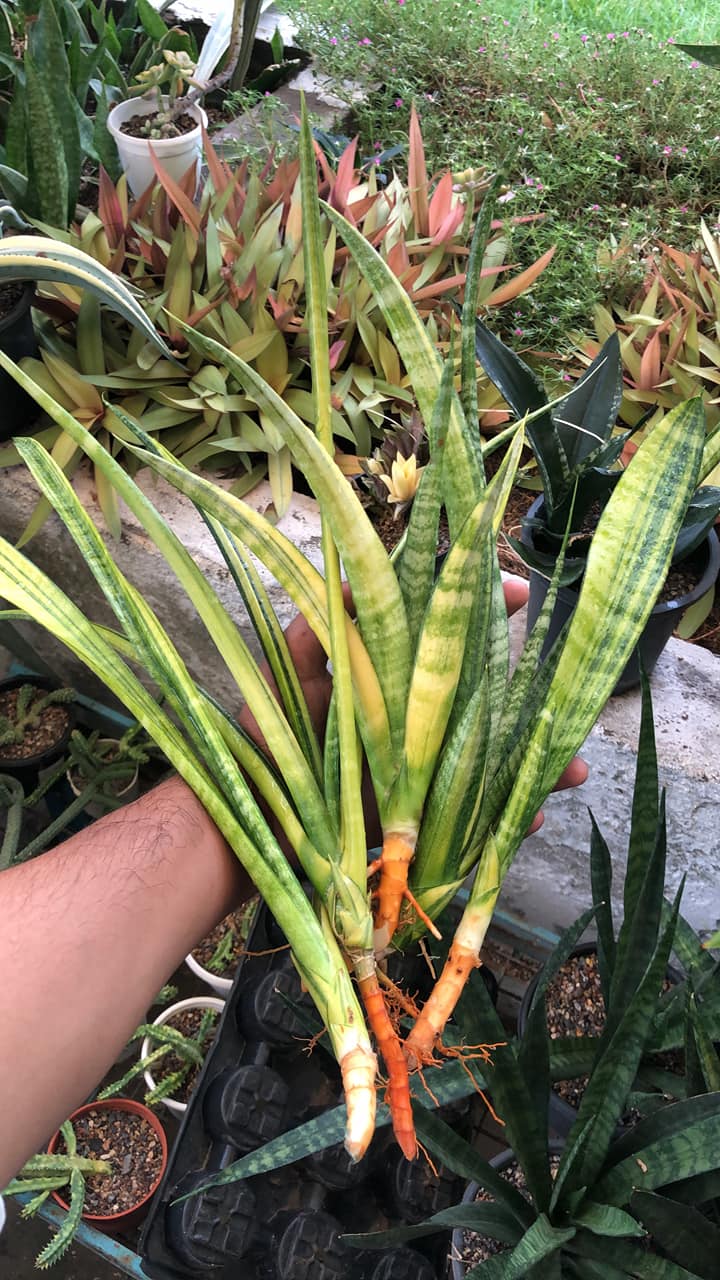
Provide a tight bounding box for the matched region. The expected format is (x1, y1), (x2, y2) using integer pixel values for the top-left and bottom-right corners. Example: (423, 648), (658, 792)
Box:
(0, 105), (709, 1163)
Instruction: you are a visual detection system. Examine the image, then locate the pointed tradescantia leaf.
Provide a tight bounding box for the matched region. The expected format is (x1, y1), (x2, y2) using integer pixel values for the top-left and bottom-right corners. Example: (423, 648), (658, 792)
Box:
(0, 237), (176, 359)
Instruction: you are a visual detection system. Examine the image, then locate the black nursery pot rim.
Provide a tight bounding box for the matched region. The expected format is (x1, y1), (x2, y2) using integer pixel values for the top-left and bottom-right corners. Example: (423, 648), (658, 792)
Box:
(0, 279), (35, 331)
(522, 496), (720, 615)
(450, 1141), (566, 1280)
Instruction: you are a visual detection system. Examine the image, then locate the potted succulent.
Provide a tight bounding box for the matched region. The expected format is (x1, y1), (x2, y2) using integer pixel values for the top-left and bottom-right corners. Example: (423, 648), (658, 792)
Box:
(185, 898), (259, 996)
(0, 677), (75, 793)
(106, 0), (260, 197)
(2, 1102), (167, 1266)
(65, 723), (154, 819)
(98, 996), (225, 1117)
(473, 321), (720, 689)
(0, 107), (712, 1166)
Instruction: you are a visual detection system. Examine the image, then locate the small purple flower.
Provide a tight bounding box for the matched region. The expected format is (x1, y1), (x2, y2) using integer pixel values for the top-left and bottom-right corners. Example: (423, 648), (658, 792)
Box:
(652, 78), (661, 85)
(690, 60), (700, 69)
(513, 327), (523, 337)
(517, 126), (524, 135)
(590, 203), (600, 210)
(359, 36), (372, 45)
(330, 36), (337, 45)
(478, 45), (486, 52)
(614, 153), (621, 161)
(562, 373), (572, 382)
(580, 33), (588, 42)
(552, 32), (559, 39)
(606, 32), (615, 40)
(662, 145), (672, 155)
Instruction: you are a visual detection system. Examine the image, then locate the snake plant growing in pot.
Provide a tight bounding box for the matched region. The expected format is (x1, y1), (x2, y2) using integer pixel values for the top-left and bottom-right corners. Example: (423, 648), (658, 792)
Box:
(0, 104), (709, 1164)
(340, 686), (720, 1278)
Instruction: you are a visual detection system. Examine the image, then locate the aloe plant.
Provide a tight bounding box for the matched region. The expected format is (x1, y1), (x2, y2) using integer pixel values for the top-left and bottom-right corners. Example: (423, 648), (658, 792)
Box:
(2, 1119), (111, 1268)
(0, 104), (706, 1163)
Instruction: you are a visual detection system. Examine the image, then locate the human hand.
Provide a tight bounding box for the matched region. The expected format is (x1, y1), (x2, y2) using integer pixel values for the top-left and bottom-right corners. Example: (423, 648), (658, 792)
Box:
(278, 576), (588, 836)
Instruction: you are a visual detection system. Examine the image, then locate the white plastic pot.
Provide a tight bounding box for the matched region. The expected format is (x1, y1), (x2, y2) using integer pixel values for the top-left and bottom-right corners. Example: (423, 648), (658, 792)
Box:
(141, 995), (225, 1116)
(185, 949), (233, 997)
(107, 95), (207, 198)
(67, 737), (140, 820)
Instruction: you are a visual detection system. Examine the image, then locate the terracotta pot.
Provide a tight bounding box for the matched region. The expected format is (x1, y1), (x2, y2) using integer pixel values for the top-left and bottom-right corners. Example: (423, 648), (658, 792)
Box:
(47, 1097), (168, 1232)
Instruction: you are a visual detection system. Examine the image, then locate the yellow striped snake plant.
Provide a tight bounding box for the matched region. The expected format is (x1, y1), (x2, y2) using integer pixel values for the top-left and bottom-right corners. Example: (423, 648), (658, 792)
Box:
(0, 106), (709, 1162)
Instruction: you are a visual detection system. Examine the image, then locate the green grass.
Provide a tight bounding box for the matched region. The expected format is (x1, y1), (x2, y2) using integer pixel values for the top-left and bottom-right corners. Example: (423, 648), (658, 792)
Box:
(284, 3), (720, 346)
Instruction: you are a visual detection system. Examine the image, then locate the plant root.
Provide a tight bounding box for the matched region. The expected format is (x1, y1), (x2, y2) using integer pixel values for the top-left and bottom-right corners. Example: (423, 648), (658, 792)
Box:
(404, 941), (482, 1070)
(354, 952), (418, 1161)
(369, 834), (441, 952)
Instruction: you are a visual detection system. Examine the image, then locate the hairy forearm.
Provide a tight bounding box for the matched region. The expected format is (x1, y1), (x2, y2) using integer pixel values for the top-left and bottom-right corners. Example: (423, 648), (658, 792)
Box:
(0, 776), (248, 1184)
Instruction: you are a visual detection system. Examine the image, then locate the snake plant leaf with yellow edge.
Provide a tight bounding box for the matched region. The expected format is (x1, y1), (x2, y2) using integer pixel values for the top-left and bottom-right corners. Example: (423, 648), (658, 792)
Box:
(323, 202), (484, 535)
(0, 237), (175, 360)
(0, 445), (376, 1156)
(162, 318), (412, 761)
(299, 96), (367, 898)
(0, 352), (342, 875)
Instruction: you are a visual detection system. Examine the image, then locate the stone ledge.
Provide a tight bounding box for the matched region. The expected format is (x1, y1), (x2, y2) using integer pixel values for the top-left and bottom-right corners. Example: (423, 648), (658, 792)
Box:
(2, 466), (719, 933)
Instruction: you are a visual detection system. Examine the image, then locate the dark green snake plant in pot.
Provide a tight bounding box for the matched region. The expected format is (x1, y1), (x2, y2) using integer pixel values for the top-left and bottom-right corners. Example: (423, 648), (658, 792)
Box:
(0, 103), (711, 1164)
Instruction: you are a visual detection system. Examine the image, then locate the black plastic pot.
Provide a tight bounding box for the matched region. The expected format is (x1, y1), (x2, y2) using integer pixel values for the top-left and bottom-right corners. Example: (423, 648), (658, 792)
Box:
(0, 675), (75, 793)
(139, 902), (497, 1279)
(450, 1140), (565, 1279)
(521, 496), (720, 693)
(516, 942), (682, 1139)
(0, 281), (40, 438)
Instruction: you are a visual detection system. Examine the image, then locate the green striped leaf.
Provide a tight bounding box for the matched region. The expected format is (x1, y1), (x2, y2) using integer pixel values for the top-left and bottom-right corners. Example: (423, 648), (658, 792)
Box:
(299, 101), (366, 898)
(323, 201), (484, 534)
(125, 444), (395, 797)
(173, 318), (412, 758)
(569, 1232), (706, 1279)
(0, 532), (367, 1072)
(494, 397), (705, 860)
(5, 367), (338, 868)
(0, 239), (174, 357)
(460, 176), (503, 430)
(391, 429), (522, 824)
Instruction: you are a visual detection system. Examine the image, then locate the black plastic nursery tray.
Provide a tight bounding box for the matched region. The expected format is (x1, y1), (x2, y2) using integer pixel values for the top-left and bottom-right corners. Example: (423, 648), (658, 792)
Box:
(138, 903), (492, 1280)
